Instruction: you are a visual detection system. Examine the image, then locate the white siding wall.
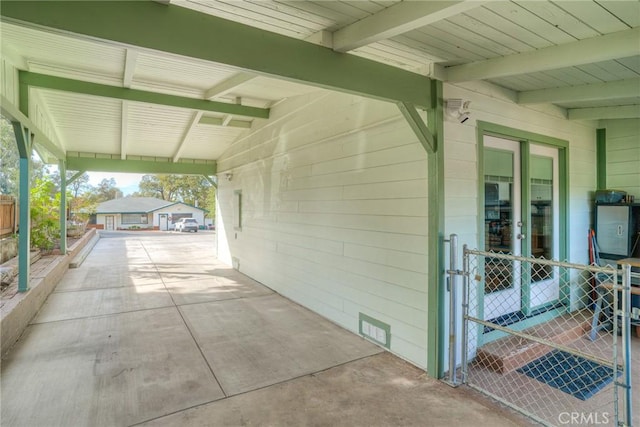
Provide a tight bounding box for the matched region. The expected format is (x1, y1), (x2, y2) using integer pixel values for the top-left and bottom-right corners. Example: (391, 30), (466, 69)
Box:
(443, 81), (598, 265)
(216, 90), (430, 368)
(601, 119), (640, 197)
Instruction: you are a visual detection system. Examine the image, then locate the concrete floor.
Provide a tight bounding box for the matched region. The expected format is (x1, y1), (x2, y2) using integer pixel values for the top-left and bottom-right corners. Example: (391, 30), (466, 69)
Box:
(1, 231), (527, 427)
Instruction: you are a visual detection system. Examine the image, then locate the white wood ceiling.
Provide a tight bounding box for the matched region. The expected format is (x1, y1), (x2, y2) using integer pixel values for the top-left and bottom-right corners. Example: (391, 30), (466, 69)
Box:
(1, 0), (638, 165)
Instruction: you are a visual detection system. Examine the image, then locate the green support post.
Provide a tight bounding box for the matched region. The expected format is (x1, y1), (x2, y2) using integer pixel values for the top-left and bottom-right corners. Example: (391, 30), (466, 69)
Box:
(59, 160), (67, 254)
(13, 122), (32, 293)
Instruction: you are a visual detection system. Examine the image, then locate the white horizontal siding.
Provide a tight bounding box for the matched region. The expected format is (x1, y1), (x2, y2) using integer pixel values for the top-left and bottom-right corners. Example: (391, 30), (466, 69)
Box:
(216, 91), (430, 368)
(602, 119), (640, 197)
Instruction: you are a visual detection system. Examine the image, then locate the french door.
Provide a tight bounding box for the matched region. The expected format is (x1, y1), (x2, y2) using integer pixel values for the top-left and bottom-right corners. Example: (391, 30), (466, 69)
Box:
(482, 136), (560, 321)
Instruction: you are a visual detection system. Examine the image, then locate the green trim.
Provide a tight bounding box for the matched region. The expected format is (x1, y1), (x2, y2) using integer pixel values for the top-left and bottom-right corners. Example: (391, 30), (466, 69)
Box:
(66, 156), (216, 175)
(426, 80), (445, 378)
(2, 1), (432, 108)
(358, 313), (391, 349)
(596, 128), (607, 190)
(397, 102), (435, 153)
(59, 159), (67, 254)
(477, 122), (570, 341)
(19, 81), (28, 117)
(482, 307), (565, 344)
(20, 71), (269, 119)
(477, 121), (569, 149)
(13, 122), (32, 292)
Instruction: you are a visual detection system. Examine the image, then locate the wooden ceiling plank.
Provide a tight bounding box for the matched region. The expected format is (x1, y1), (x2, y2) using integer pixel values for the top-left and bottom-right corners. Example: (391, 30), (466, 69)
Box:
(333, 1), (486, 52)
(446, 27), (640, 82)
(519, 78), (640, 104)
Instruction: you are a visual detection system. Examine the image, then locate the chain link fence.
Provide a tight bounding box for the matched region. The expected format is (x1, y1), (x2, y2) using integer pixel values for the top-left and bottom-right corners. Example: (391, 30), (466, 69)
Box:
(460, 248), (633, 426)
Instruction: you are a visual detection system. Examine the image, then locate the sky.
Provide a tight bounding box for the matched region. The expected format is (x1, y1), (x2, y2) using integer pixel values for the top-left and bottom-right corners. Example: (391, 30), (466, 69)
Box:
(88, 172), (143, 196)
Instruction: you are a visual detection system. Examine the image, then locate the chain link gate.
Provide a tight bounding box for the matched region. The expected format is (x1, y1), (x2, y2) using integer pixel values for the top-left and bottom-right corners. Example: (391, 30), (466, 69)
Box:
(456, 247), (634, 426)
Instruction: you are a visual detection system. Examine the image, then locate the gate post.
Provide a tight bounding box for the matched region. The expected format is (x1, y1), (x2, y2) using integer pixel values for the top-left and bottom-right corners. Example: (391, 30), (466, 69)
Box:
(621, 263), (633, 426)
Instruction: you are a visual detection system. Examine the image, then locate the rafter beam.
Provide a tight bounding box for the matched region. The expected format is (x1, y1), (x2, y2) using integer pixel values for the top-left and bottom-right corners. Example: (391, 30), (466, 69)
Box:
(333, 1), (484, 53)
(446, 27), (640, 82)
(19, 71), (270, 119)
(518, 79), (640, 105)
(1, 1), (432, 108)
(204, 73), (256, 100)
(120, 101), (128, 160)
(1, 95), (65, 159)
(199, 116), (252, 129)
(123, 49), (138, 89)
(397, 102), (435, 153)
(568, 105), (640, 120)
(173, 111), (203, 163)
(66, 154), (216, 175)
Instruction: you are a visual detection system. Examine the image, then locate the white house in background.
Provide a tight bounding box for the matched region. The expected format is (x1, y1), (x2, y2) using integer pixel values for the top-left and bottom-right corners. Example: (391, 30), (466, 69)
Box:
(95, 197), (207, 231)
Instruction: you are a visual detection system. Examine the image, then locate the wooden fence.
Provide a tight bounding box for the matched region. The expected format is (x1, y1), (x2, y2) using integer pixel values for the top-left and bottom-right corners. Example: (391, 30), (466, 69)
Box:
(0, 195), (17, 238)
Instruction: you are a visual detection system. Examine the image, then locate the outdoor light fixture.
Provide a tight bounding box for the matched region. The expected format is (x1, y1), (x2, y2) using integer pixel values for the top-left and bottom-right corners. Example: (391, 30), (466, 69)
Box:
(225, 172), (233, 181)
(446, 98), (471, 123)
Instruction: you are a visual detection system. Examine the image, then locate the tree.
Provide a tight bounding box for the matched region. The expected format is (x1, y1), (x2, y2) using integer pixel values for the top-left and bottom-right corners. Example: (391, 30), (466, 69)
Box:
(94, 178), (122, 202)
(50, 170), (90, 198)
(132, 173), (215, 219)
(30, 176), (60, 250)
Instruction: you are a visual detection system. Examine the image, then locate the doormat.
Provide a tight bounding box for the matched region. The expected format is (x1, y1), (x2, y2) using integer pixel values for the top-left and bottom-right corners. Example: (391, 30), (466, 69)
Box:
(517, 349), (619, 401)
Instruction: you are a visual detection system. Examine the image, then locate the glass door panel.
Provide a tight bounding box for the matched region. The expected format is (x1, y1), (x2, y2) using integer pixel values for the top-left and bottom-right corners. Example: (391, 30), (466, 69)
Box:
(483, 136), (522, 320)
(527, 144), (560, 310)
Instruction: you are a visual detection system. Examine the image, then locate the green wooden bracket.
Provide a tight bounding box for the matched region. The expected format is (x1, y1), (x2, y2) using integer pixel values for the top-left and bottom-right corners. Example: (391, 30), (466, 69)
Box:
(203, 175), (217, 188)
(19, 71), (270, 119)
(67, 170), (87, 185)
(12, 122), (32, 158)
(397, 101), (436, 154)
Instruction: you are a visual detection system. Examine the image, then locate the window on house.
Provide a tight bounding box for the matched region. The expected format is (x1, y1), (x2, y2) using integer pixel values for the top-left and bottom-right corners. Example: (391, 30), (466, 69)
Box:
(233, 190), (242, 230)
(122, 213), (148, 224)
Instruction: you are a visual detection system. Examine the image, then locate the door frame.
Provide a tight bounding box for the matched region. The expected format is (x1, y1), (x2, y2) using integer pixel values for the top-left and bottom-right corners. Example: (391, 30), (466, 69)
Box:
(105, 215), (115, 231)
(476, 121), (569, 342)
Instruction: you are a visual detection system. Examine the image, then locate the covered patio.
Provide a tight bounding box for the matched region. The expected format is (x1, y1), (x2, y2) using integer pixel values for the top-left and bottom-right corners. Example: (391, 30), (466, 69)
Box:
(0, 231), (526, 426)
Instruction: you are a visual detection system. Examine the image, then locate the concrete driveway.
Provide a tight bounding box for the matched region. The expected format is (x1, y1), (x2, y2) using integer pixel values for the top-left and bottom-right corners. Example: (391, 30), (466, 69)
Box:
(1, 231), (527, 426)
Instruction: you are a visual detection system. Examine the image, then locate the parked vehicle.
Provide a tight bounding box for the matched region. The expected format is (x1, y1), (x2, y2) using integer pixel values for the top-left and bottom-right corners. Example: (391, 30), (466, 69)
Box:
(175, 218), (198, 232)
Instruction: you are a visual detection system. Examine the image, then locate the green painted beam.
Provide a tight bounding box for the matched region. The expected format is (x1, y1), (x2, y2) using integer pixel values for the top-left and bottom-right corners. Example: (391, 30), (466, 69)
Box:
(13, 122), (32, 293)
(59, 159), (67, 254)
(426, 80), (445, 378)
(1, 1), (432, 108)
(397, 102), (436, 154)
(66, 156), (216, 175)
(19, 71), (270, 119)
